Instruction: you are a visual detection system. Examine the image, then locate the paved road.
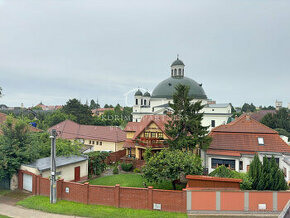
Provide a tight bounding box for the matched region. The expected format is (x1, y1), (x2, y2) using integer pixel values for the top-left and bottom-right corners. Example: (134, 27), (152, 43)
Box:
(0, 203), (82, 218)
(0, 191), (82, 218)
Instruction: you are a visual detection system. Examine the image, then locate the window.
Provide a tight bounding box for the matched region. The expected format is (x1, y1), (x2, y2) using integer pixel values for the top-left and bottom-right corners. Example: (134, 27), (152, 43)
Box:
(136, 99), (138, 105)
(144, 100), (147, 105)
(266, 157), (279, 167)
(239, 161), (243, 170)
(141, 99), (143, 105)
(178, 68), (181, 75)
(157, 132), (163, 138)
(96, 141), (99, 145)
(211, 120), (215, 127)
(211, 158), (235, 170)
(144, 132), (149, 138)
(89, 140), (92, 144)
(100, 141), (102, 146)
(258, 137), (264, 145)
(151, 132), (157, 138)
(92, 141), (95, 145)
(174, 69), (177, 75)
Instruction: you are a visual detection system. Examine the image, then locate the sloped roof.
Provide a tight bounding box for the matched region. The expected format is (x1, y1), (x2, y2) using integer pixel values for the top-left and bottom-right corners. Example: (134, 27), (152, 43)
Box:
(250, 110), (276, 122)
(48, 120), (126, 142)
(209, 114), (290, 154)
(131, 115), (170, 139)
(0, 112), (42, 133)
(23, 155), (88, 171)
(211, 114), (277, 134)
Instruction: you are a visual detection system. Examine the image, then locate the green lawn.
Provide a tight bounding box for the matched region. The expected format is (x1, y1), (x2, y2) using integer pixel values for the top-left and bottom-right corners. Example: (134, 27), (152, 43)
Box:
(0, 215), (10, 218)
(0, 189), (10, 196)
(17, 196), (186, 218)
(89, 173), (185, 190)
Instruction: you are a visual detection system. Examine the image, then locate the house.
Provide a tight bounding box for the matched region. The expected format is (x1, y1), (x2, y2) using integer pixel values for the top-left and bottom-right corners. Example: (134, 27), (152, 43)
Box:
(204, 114), (290, 182)
(92, 108), (115, 116)
(0, 112), (41, 134)
(34, 103), (63, 111)
(19, 155), (88, 192)
(249, 110), (276, 122)
(48, 120), (126, 152)
(123, 115), (170, 160)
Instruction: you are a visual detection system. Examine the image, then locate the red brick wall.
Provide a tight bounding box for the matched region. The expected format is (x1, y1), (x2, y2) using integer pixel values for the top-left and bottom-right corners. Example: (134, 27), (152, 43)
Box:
(152, 189), (186, 212)
(119, 187), (148, 209)
(39, 177), (50, 196)
(88, 185), (115, 206)
(105, 150), (126, 164)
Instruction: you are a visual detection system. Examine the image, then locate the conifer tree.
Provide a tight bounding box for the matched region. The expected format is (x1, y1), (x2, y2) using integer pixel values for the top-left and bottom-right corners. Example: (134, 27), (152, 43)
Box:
(248, 154), (262, 190)
(165, 84), (212, 152)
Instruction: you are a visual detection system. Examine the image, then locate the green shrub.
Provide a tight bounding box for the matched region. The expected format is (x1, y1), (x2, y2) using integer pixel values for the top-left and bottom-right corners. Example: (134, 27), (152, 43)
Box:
(113, 166), (119, 174)
(87, 151), (109, 176)
(209, 165), (253, 190)
(121, 163), (133, 172)
(133, 168), (141, 173)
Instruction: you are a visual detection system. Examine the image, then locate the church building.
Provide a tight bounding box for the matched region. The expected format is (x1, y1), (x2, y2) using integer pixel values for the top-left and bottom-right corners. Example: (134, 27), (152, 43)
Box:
(132, 57), (232, 130)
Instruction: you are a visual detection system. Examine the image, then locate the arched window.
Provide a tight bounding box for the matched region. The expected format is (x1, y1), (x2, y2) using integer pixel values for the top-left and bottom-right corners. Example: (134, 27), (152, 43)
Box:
(178, 68), (181, 75)
(141, 99), (143, 105)
(174, 69), (177, 76)
(136, 99), (138, 105)
(144, 100), (147, 105)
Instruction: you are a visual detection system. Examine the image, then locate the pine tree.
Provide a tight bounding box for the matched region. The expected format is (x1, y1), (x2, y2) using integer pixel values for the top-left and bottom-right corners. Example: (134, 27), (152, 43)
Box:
(165, 84), (212, 152)
(248, 154), (262, 190)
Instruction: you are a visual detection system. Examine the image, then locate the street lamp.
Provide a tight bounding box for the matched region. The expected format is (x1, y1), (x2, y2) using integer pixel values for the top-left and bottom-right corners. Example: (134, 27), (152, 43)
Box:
(50, 129), (57, 204)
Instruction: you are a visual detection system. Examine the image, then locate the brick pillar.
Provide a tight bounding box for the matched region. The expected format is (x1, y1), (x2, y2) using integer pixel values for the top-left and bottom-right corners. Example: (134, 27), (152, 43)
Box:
(36, 175), (40, 195)
(32, 175), (37, 195)
(115, 184), (120, 208)
(57, 179), (64, 199)
(18, 171), (23, 190)
(148, 186), (153, 210)
(84, 182), (89, 204)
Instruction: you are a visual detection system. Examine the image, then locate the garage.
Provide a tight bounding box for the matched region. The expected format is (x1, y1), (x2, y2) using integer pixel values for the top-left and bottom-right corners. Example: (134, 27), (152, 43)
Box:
(23, 173), (32, 192)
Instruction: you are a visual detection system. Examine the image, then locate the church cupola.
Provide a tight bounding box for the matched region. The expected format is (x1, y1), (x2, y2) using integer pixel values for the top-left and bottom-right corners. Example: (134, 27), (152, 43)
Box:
(171, 56), (185, 78)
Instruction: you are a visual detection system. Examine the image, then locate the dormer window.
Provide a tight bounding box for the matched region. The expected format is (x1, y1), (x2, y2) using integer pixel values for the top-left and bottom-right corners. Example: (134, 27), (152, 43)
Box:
(258, 137), (264, 145)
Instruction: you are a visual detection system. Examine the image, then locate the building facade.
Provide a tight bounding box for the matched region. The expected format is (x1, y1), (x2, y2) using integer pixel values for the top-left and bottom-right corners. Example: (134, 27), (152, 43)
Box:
(132, 58), (232, 131)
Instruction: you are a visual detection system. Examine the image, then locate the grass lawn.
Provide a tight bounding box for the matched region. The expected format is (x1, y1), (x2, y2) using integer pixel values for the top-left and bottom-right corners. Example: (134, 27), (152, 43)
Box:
(0, 215), (10, 218)
(17, 196), (186, 218)
(0, 189), (10, 196)
(89, 173), (185, 190)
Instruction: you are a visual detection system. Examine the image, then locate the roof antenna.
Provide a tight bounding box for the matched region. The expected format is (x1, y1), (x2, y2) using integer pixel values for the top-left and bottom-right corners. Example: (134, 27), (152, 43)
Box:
(177, 54), (179, 60)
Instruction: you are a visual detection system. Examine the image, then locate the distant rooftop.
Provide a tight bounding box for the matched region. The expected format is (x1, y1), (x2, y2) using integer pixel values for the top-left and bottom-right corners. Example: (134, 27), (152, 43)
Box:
(206, 103), (230, 108)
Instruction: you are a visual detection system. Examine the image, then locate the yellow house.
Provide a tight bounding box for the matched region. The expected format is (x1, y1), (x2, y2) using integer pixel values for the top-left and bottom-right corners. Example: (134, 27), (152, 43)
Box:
(123, 115), (170, 160)
(48, 120), (126, 153)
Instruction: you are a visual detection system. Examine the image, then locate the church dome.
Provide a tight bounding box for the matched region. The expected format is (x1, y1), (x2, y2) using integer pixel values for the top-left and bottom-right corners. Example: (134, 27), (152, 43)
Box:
(151, 77), (207, 99)
(134, 89), (143, 96)
(171, 58), (184, 67)
(143, 91), (151, 97)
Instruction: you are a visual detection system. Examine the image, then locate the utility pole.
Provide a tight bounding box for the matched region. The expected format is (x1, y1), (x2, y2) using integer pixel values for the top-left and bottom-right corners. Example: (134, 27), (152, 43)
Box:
(50, 129), (57, 204)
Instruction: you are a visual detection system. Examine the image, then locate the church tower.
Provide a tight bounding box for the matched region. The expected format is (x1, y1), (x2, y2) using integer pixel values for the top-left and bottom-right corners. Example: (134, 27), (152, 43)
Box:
(171, 56), (185, 78)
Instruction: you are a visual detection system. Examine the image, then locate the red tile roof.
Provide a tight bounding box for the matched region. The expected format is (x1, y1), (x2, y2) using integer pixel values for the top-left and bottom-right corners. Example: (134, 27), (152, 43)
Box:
(123, 139), (135, 148)
(208, 114), (290, 154)
(130, 115), (170, 140)
(212, 114), (277, 134)
(0, 112), (42, 133)
(48, 120), (126, 142)
(206, 149), (255, 157)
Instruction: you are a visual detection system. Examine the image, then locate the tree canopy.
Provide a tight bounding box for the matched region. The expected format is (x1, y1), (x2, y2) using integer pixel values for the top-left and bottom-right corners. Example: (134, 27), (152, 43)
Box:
(241, 103), (256, 112)
(142, 149), (203, 190)
(90, 99), (100, 109)
(62, 98), (93, 124)
(165, 84), (211, 152)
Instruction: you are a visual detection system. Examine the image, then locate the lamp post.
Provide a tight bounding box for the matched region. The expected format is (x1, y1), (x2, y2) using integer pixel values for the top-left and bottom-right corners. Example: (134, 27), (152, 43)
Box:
(50, 129), (57, 204)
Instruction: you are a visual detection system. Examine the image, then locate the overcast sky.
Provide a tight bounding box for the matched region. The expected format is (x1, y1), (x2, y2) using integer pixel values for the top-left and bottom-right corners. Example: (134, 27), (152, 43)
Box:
(0, 0), (289, 108)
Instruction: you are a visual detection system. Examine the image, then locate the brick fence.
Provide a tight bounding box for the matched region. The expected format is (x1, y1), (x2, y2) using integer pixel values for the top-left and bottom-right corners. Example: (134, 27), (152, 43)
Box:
(19, 171), (186, 212)
(186, 189), (290, 213)
(105, 150), (126, 164)
(18, 171), (290, 214)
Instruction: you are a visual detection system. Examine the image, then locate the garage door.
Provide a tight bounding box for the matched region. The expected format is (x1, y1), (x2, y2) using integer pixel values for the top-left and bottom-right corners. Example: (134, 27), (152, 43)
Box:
(23, 174), (32, 192)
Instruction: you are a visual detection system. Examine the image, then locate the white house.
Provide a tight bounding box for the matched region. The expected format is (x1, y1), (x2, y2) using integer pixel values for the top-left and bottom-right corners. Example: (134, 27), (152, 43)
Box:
(203, 114), (290, 183)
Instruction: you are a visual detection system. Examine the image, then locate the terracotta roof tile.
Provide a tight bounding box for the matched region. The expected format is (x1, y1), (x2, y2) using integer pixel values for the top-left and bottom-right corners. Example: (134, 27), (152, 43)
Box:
(209, 114), (290, 154)
(48, 120), (126, 142)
